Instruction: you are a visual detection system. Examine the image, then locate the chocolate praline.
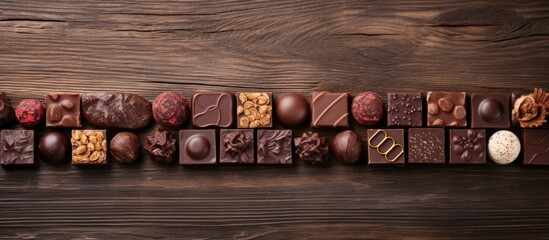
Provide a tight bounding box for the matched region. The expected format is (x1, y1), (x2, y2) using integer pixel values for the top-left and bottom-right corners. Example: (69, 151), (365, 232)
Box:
(144, 129), (176, 164)
(294, 131), (329, 165)
(39, 131), (70, 165)
(110, 132), (141, 163)
(352, 92), (383, 126)
(332, 130), (362, 164)
(152, 92), (189, 128)
(15, 99), (44, 128)
(275, 93), (309, 128)
(0, 93), (16, 127)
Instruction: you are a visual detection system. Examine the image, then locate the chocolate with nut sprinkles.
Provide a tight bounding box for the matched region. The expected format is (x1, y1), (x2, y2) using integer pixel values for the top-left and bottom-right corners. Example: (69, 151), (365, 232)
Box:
(45, 93), (82, 128)
(408, 128), (445, 164)
(220, 129), (254, 164)
(236, 92), (272, 128)
(257, 130), (292, 165)
(179, 130), (217, 165)
(81, 92), (152, 129)
(0, 130), (35, 166)
(71, 130), (108, 165)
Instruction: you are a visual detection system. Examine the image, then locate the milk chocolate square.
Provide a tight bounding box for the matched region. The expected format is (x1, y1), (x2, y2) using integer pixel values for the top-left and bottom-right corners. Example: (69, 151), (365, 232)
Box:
(45, 93), (82, 127)
(427, 92), (467, 127)
(191, 92), (234, 128)
(311, 92), (350, 128)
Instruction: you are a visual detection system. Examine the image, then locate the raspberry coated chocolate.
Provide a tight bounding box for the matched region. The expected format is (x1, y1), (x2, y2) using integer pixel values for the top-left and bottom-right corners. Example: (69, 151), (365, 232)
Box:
(152, 91), (189, 128)
(15, 99), (44, 128)
(351, 92), (383, 127)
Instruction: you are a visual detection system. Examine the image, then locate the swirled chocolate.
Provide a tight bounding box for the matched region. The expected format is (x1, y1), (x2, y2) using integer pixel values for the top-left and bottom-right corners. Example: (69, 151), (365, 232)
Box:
(0, 130), (35, 166)
(144, 129), (176, 164)
(220, 129), (254, 164)
(81, 93), (152, 129)
(294, 131), (329, 165)
(0, 93), (15, 127)
(152, 91), (189, 128)
(257, 130), (292, 165)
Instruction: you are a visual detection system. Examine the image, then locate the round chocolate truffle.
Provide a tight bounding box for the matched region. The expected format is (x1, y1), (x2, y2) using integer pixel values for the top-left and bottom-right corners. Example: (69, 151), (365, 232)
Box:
(479, 98), (503, 123)
(488, 130), (521, 165)
(332, 130), (362, 164)
(0, 93), (16, 127)
(186, 135), (211, 160)
(152, 92), (189, 128)
(110, 132), (141, 163)
(275, 93), (310, 128)
(352, 92), (383, 126)
(15, 99), (44, 128)
(39, 131), (70, 165)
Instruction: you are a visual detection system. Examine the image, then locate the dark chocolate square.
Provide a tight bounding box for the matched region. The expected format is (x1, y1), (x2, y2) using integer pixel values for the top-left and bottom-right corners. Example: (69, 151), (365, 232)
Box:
(387, 92), (423, 127)
(523, 129), (549, 165)
(408, 128), (445, 164)
(427, 92), (467, 127)
(257, 130), (292, 165)
(191, 92), (234, 128)
(311, 92), (349, 128)
(367, 129), (405, 165)
(220, 129), (254, 164)
(236, 92), (272, 128)
(471, 93), (510, 128)
(45, 93), (82, 127)
(449, 129), (486, 164)
(71, 130), (108, 165)
(0, 130), (35, 166)
(179, 130), (217, 165)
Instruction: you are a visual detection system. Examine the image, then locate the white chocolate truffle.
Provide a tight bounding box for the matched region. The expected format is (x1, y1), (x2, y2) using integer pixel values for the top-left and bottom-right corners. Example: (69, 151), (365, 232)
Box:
(488, 130), (521, 165)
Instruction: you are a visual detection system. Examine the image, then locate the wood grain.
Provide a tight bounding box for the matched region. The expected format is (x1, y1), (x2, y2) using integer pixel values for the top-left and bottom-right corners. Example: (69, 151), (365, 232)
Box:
(1, 0), (549, 239)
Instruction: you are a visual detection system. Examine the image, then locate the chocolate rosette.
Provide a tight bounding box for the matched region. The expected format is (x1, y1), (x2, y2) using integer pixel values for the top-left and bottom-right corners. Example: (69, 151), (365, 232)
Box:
(294, 131), (329, 165)
(152, 91), (189, 128)
(223, 131), (252, 163)
(144, 129), (176, 164)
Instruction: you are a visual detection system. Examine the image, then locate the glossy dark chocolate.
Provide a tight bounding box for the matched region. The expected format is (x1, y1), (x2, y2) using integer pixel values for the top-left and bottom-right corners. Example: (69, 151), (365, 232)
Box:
(179, 130), (217, 165)
(471, 93), (510, 129)
(1, 130), (35, 166)
(449, 129), (486, 164)
(236, 92), (272, 128)
(0, 93), (16, 127)
(45, 93), (81, 128)
(408, 128), (445, 164)
(275, 93), (309, 128)
(367, 129), (405, 165)
(144, 129), (176, 164)
(523, 129), (549, 165)
(311, 92), (349, 128)
(110, 132), (141, 163)
(427, 92), (467, 127)
(39, 131), (69, 165)
(152, 91), (189, 128)
(387, 92), (423, 127)
(81, 93), (152, 129)
(192, 92), (234, 128)
(332, 130), (362, 164)
(220, 129), (254, 164)
(294, 131), (329, 165)
(257, 130), (292, 165)
(351, 92), (383, 126)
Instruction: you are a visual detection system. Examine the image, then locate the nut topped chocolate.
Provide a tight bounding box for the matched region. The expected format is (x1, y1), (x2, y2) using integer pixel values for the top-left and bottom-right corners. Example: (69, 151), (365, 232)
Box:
(192, 92), (234, 128)
(449, 129), (486, 164)
(220, 129), (254, 164)
(81, 93), (152, 129)
(257, 130), (292, 165)
(71, 130), (107, 165)
(427, 92), (467, 127)
(387, 92), (423, 127)
(294, 131), (329, 165)
(45, 93), (82, 128)
(0, 130), (35, 166)
(236, 92), (272, 128)
(0, 93), (16, 127)
(311, 92), (350, 128)
(471, 93), (510, 129)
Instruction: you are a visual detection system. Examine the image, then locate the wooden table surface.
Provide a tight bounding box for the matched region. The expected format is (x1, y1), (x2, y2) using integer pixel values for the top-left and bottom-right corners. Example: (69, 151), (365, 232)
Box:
(1, 1), (549, 239)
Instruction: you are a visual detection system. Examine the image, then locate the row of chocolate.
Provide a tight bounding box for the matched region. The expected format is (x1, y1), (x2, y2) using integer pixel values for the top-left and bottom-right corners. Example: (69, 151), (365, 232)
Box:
(0, 89), (547, 130)
(0, 127), (547, 166)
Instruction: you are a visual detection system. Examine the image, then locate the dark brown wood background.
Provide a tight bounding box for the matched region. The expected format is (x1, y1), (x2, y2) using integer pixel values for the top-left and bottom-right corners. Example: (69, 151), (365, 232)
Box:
(1, 0), (549, 239)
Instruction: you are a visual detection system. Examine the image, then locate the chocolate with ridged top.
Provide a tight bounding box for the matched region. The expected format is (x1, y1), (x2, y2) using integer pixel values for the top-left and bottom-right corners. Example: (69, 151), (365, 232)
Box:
(0, 93), (16, 127)
(257, 130), (292, 165)
(1, 130), (35, 166)
(220, 129), (254, 164)
(81, 93), (152, 129)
